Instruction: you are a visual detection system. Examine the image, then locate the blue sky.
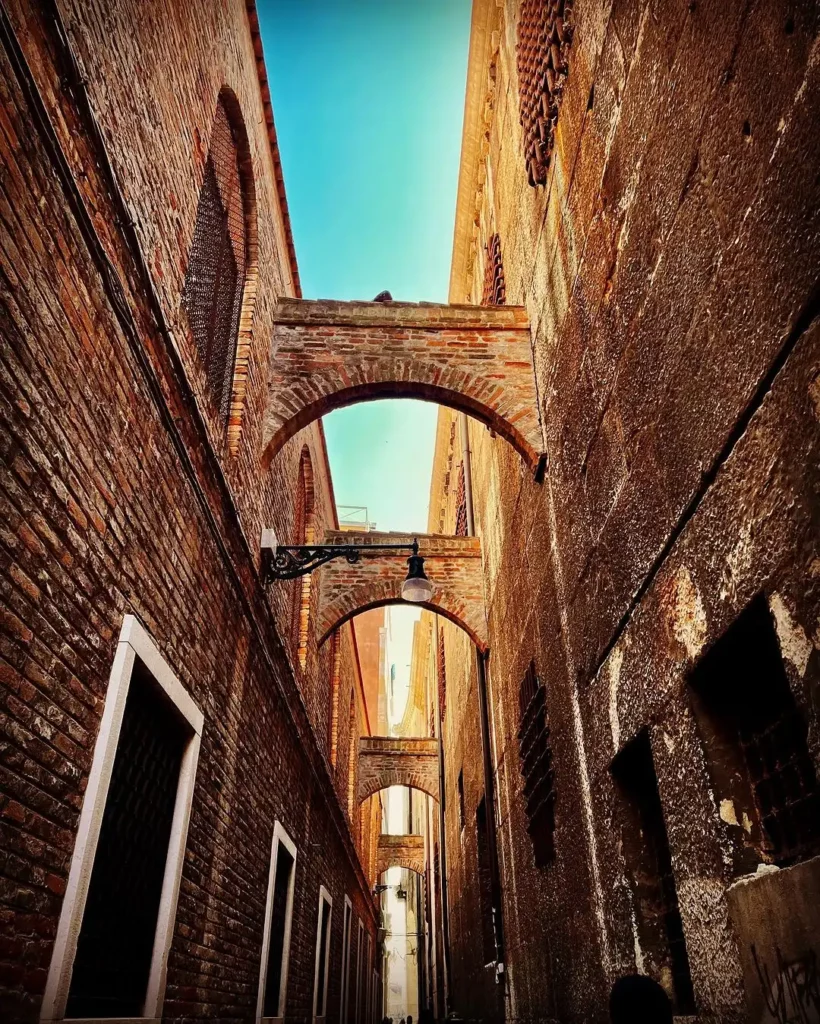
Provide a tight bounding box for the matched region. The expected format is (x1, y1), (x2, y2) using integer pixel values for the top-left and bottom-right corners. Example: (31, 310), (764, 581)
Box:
(258, 0), (471, 533)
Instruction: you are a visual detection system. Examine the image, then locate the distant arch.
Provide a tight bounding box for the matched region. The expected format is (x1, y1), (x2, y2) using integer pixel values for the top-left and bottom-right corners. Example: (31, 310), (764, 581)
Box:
(319, 594), (486, 654)
(357, 738), (439, 805)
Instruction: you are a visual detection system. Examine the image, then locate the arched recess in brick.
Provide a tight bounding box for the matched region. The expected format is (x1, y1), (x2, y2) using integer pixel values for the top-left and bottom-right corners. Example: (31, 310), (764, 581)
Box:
(262, 300), (544, 475)
(317, 532), (488, 653)
(183, 88), (258, 453)
(292, 447), (315, 670)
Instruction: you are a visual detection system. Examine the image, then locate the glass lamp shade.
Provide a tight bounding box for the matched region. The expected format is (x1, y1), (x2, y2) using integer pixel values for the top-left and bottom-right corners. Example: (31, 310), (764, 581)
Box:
(401, 554), (434, 604)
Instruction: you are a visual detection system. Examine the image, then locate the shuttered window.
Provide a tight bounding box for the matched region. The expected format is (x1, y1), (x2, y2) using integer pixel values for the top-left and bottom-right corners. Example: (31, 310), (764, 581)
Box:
(481, 233), (506, 306)
(517, 661), (556, 867)
(516, 0), (575, 187)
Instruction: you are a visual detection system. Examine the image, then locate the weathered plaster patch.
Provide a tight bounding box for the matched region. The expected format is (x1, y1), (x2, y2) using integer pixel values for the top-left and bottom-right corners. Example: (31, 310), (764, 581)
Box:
(721, 521), (753, 601)
(670, 566), (708, 660)
(719, 799), (738, 827)
(608, 646), (624, 753)
(769, 593), (813, 677)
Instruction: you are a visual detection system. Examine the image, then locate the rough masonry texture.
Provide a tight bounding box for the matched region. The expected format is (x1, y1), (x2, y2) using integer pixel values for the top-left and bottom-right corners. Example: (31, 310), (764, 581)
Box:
(427, 0), (820, 1021)
(317, 530), (488, 651)
(357, 738), (440, 804)
(376, 834), (426, 878)
(263, 298), (544, 472)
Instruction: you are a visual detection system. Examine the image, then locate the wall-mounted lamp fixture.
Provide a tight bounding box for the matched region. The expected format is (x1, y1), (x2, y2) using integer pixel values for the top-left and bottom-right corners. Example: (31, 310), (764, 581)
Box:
(261, 530), (434, 604)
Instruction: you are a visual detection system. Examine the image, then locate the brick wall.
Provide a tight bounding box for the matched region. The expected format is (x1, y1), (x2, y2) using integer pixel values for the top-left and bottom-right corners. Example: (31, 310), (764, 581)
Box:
(434, 0), (820, 1021)
(0, 2), (378, 1021)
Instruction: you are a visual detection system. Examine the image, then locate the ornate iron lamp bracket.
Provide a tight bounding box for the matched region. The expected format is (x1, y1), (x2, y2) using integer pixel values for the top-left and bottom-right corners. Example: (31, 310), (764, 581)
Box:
(262, 539), (419, 584)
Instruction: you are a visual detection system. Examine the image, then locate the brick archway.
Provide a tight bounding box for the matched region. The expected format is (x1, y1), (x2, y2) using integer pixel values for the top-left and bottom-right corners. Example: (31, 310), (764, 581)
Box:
(358, 737), (439, 804)
(317, 531), (487, 652)
(377, 834), (426, 877)
(262, 299), (544, 474)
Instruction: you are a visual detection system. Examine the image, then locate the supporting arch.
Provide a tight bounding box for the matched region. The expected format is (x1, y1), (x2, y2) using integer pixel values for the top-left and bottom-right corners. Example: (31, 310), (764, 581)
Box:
(357, 738), (439, 805)
(376, 834), (426, 877)
(263, 298), (545, 475)
(317, 531), (488, 653)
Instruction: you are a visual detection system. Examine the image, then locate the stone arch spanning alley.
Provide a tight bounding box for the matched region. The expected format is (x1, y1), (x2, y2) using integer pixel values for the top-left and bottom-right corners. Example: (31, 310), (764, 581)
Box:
(376, 834), (426, 877)
(317, 531), (488, 652)
(262, 298), (545, 475)
(357, 738), (440, 805)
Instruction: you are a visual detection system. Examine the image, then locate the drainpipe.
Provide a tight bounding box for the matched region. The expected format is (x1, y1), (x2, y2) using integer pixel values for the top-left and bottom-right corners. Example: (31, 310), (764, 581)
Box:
(434, 620), (452, 1014)
(460, 414), (506, 982)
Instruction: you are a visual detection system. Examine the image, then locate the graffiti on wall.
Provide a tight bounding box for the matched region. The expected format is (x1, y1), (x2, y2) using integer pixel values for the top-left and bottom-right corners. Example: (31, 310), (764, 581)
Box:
(752, 945), (820, 1024)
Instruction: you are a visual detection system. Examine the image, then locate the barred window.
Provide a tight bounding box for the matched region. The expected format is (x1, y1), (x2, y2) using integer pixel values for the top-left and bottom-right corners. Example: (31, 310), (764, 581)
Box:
(516, 0), (575, 187)
(690, 595), (820, 870)
(481, 233), (506, 306)
(184, 95), (249, 423)
(517, 661), (556, 867)
(455, 462), (468, 537)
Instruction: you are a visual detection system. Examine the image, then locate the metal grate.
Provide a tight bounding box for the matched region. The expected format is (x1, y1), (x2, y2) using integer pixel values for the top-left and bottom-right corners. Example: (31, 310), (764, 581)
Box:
(66, 663), (186, 1018)
(516, 0), (575, 187)
(438, 628), (447, 723)
(690, 595), (820, 867)
(481, 233), (506, 306)
(184, 100), (246, 421)
(455, 463), (468, 536)
(263, 843), (295, 1016)
(517, 662), (556, 867)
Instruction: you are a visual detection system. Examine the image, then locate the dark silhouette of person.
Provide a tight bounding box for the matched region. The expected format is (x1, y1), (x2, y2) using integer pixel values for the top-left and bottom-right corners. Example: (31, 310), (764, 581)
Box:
(610, 974), (673, 1024)
(373, 290), (393, 301)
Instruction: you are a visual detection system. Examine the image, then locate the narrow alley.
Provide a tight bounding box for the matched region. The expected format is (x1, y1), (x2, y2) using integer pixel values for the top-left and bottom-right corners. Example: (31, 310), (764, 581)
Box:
(1, 1), (819, 1023)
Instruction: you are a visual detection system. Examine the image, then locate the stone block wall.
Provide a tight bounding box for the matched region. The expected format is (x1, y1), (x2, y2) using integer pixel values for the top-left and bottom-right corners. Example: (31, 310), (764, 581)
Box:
(0, 1), (378, 1021)
(434, 0), (820, 1020)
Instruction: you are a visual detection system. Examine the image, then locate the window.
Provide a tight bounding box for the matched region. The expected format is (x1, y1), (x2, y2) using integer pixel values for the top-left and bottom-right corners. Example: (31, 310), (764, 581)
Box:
(365, 933), (373, 1024)
(183, 92), (255, 429)
(340, 896), (353, 1024)
(516, 0), (575, 187)
(437, 628), (447, 723)
(481, 233), (506, 306)
(257, 822), (297, 1022)
(454, 463), (468, 537)
(476, 797), (496, 966)
(292, 447), (316, 670)
(312, 887), (333, 1021)
(611, 730), (696, 1015)
(517, 661), (556, 867)
(457, 770), (466, 832)
(41, 616), (203, 1022)
(689, 595), (820, 871)
(355, 918), (364, 1023)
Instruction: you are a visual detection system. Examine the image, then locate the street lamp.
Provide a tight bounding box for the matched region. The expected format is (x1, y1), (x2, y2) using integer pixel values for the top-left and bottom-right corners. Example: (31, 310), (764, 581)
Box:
(261, 532), (435, 605)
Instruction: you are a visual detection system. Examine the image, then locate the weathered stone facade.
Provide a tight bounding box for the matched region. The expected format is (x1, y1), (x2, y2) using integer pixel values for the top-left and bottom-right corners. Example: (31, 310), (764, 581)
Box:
(423, 0), (820, 1022)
